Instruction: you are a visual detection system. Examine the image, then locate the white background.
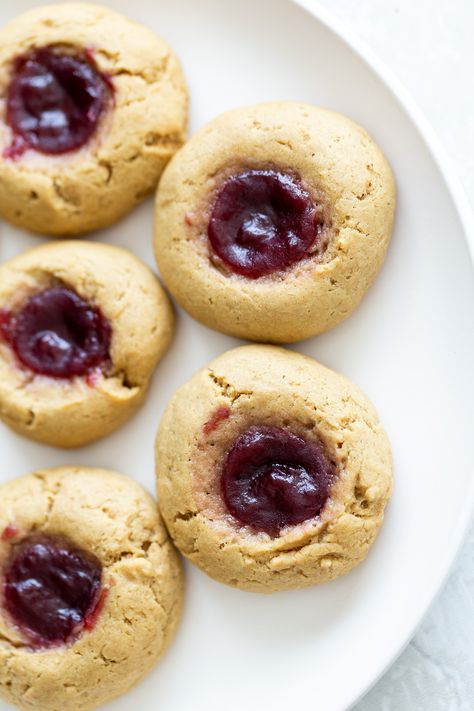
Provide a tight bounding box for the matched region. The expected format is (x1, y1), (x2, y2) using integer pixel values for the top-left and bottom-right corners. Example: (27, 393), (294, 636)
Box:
(314, 1), (473, 709)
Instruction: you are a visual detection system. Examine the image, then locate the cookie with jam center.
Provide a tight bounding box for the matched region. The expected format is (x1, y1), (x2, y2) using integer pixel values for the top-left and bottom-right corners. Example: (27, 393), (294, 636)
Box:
(154, 102), (395, 343)
(155, 345), (393, 593)
(0, 466), (183, 711)
(0, 2), (188, 235)
(0, 241), (174, 447)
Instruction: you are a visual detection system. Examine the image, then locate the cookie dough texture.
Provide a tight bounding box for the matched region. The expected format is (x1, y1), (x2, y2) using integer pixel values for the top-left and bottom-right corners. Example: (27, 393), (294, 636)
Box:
(0, 467), (183, 711)
(0, 241), (174, 447)
(154, 102), (396, 343)
(156, 345), (393, 593)
(0, 2), (188, 235)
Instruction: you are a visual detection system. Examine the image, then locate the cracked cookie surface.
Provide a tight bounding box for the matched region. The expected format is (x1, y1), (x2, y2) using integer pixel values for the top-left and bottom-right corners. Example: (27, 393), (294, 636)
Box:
(0, 2), (188, 235)
(0, 241), (174, 447)
(0, 466), (183, 711)
(154, 102), (395, 343)
(156, 345), (392, 592)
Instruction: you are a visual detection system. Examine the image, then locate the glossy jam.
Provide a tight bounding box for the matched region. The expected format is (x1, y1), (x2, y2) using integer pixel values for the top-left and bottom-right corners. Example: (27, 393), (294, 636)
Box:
(4, 536), (102, 647)
(208, 169), (323, 278)
(5, 46), (112, 157)
(0, 286), (111, 378)
(221, 425), (335, 535)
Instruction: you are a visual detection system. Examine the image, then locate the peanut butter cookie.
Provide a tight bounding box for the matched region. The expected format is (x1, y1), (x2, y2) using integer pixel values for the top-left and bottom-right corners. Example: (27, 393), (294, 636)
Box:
(154, 103), (395, 342)
(0, 241), (174, 447)
(0, 3), (188, 235)
(156, 345), (392, 592)
(0, 466), (183, 711)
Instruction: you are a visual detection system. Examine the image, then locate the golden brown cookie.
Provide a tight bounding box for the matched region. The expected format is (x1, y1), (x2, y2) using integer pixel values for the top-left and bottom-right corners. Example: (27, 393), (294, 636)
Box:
(0, 2), (188, 235)
(154, 102), (395, 343)
(0, 241), (174, 447)
(156, 345), (392, 592)
(0, 466), (183, 711)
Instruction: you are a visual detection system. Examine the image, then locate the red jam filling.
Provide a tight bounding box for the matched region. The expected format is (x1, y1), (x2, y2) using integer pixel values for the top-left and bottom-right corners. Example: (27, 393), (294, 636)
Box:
(208, 169), (325, 278)
(1, 524), (19, 542)
(5, 45), (112, 158)
(0, 286), (111, 379)
(203, 406), (231, 436)
(221, 425), (335, 536)
(3, 536), (103, 648)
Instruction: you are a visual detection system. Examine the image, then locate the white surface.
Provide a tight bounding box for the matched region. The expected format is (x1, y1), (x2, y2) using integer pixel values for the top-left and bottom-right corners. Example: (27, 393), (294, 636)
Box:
(311, 2), (474, 709)
(0, 2), (473, 711)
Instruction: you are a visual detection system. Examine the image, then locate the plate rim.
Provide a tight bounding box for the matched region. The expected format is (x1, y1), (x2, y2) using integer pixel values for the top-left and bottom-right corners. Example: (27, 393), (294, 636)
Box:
(291, 1), (474, 708)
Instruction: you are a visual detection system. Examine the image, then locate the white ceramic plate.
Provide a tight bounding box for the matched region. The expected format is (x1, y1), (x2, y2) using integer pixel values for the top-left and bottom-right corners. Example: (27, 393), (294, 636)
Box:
(0, 1), (473, 710)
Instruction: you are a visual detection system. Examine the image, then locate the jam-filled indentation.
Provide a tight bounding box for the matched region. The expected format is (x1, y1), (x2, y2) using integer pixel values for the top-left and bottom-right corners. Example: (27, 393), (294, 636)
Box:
(208, 169), (325, 278)
(3, 536), (103, 648)
(5, 45), (112, 157)
(221, 425), (335, 536)
(0, 286), (111, 378)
